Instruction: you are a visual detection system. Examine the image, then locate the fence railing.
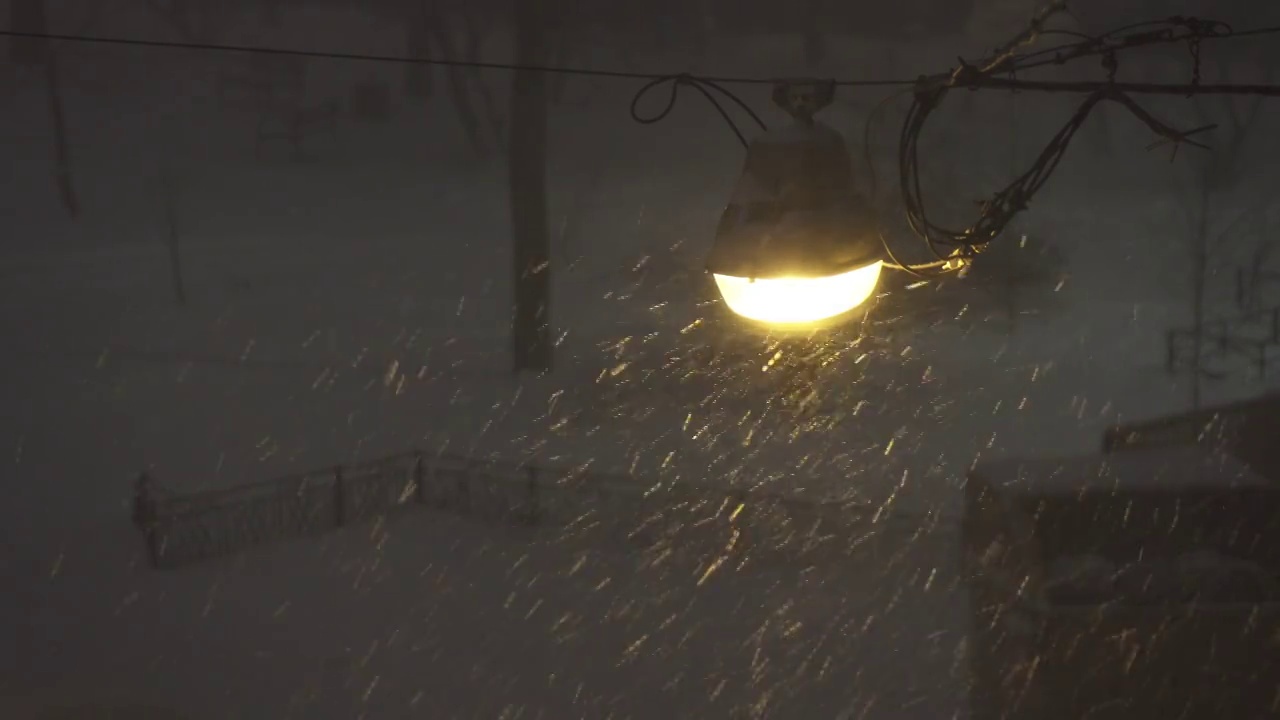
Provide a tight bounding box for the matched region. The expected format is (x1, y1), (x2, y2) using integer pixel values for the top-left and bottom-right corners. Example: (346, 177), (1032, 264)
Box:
(1101, 409), (1235, 454)
(1235, 267), (1280, 310)
(134, 450), (882, 570)
(1099, 391), (1280, 454)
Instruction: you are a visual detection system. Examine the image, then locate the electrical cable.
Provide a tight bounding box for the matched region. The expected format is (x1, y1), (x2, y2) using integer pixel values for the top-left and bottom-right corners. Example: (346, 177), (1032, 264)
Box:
(630, 73), (767, 148)
(997, 17), (1261, 77)
(861, 89), (948, 278)
(7, 15), (1280, 275)
(883, 12), (1280, 273)
(0, 29), (919, 87)
(5, 20), (1277, 81)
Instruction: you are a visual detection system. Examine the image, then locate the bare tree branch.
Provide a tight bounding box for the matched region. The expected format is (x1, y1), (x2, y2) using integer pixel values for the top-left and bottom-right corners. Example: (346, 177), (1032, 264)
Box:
(143, 0), (193, 39)
(423, 0), (484, 153)
(420, 0), (505, 156)
(458, 6), (506, 151)
(60, 0), (104, 35)
(1209, 200), (1269, 256)
(404, 0), (435, 98)
(1170, 52), (1276, 401)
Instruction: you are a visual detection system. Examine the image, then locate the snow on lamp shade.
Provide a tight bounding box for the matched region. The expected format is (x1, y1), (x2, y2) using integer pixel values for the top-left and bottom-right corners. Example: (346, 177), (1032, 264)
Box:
(707, 105), (884, 328)
(713, 260), (882, 325)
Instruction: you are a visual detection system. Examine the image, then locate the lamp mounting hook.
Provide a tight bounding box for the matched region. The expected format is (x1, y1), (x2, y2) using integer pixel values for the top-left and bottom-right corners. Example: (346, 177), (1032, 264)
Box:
(772, 78), (836, 124)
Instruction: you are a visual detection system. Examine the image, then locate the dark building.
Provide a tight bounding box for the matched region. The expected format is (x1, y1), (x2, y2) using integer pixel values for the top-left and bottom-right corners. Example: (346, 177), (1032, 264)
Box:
(966, 394), (1280, 719)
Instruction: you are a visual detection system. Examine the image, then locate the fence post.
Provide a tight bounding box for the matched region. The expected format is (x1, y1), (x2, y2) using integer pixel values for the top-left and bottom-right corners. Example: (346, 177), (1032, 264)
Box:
(1101, 427), (1119, 453)
(413, 452), (426, 504)
(133, 472), (162, 568)
(457, 461), (472, 514)
(334, 466), (346, 527)
(524, 466), (541, 525)
(1165, 330), (1176, 372)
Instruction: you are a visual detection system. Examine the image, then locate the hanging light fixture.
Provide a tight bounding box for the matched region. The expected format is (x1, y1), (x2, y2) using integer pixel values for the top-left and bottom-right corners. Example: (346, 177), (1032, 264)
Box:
(706, 80), (883, 326)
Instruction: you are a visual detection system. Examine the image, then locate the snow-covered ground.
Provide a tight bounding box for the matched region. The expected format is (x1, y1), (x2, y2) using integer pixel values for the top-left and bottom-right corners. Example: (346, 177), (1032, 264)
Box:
(2, 6), (1278, 717)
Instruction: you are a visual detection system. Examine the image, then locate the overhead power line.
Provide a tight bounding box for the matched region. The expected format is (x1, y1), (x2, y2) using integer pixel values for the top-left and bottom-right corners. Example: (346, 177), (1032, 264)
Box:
(3, 20), (1280, 88)
(7, 12), (1280, 280)
(890, 9), (1280, 275)
(969, 76), (1280, 97)
(0, 29), (917, 87)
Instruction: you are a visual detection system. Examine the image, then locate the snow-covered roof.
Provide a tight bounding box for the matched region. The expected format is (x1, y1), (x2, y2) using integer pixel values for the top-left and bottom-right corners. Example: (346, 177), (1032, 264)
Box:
(968, 445), (1272, 496)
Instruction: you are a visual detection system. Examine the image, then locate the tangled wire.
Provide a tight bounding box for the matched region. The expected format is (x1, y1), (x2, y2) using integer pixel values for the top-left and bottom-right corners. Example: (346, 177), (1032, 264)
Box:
(629, 73), (768, 148)
(629, 2), (1279, 277)
(7, 8), (1274, 279)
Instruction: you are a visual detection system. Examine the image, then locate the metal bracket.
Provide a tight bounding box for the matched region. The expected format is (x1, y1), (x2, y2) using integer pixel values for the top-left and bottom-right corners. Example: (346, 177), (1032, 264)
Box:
(771, 78), (835, 123)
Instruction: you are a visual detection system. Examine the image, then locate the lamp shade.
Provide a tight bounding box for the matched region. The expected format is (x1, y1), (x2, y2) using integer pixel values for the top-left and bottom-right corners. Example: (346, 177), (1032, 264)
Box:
(707, 118), (883, 325)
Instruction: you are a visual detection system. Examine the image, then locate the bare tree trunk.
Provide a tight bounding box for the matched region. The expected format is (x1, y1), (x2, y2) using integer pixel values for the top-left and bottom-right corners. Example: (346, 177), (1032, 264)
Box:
(12, 0), (77, 217)
(161, 163), (186, 305)
(427, 4), (508, 155)
(1179, 66), (1269, 404)
(405, 19), (434, 99)
(260, 0), (282, 29)
(459, 9), (506, 150)
(1005, 277), (1018, 332)
(427, 9), (485, 153)
(142, 0), (223, 43)
(9, 0), (49, 63)
(692, 0), (714, 60)
(1244, 234), (1277, 310)
(1189, 179), (1211, 409)
(544, 8), (571, 106)
(510, 0), (552, 373)
(802, 0), (825, 69)
(46, 52), (78, 218)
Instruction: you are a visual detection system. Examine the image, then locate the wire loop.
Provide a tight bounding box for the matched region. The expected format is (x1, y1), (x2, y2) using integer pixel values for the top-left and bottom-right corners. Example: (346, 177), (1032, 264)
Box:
(629, 73), (767, 148)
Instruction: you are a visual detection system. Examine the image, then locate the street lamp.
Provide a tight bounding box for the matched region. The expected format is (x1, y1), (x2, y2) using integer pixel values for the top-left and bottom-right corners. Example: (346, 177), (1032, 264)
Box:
(706, 80), (883, 327)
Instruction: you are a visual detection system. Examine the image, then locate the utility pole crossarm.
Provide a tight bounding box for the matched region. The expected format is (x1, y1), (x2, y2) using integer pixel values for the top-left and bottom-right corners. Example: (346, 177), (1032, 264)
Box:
(968, 77), (1280, 97)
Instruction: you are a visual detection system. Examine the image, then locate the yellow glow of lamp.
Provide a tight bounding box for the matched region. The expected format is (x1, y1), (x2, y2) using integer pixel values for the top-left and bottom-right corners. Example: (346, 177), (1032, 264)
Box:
(706, 79), (885, 327)
(713, 261), (883, 325)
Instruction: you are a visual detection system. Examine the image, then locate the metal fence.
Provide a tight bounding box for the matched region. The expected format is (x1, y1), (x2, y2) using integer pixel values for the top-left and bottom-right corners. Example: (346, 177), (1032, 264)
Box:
(137, 450), (872, 570)
(1100, 407), (1238, 454)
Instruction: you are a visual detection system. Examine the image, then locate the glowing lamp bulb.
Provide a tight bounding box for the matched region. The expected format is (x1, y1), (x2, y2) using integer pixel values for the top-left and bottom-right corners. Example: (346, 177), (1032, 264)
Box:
(713, 260), (882, 325)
